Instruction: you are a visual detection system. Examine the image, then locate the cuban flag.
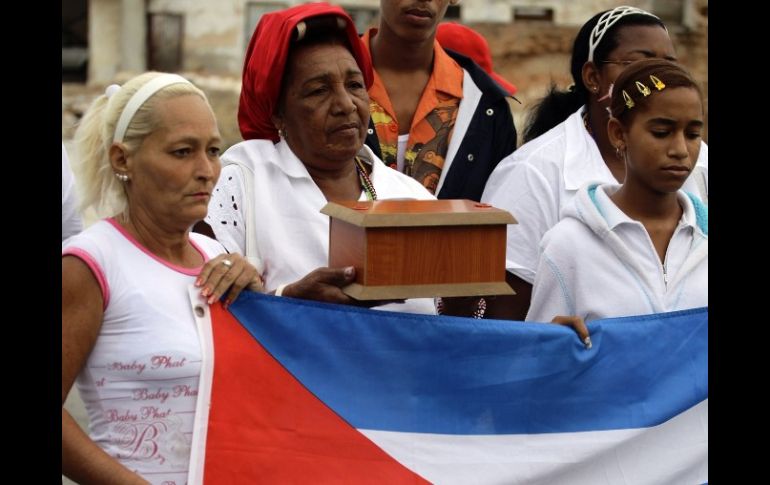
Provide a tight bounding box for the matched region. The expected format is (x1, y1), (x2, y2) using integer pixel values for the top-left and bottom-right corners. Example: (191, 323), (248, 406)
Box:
(186, 291), (707, 484)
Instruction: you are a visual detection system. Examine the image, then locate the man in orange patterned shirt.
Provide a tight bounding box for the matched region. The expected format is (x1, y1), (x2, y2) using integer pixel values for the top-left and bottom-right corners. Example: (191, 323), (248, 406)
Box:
(363, 0), (517, 201)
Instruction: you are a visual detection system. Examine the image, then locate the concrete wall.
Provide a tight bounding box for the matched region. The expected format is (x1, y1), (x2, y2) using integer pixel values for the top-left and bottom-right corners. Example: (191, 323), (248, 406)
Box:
(548, 0), (654, 25)
(471, 0), (708, 142)
(145, 0), (379, 76)
(459, 0), (658, 24)
(76, 0), (706, 146)
(150, 0), (244, 74)
(88, 0), (121, 83)
(460, 0), (513, 23)
(89, 0), (700, 82)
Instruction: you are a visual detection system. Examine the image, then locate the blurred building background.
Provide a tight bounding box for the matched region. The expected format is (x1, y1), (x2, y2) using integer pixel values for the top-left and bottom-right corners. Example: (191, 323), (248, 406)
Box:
(63, 0), (707, 147)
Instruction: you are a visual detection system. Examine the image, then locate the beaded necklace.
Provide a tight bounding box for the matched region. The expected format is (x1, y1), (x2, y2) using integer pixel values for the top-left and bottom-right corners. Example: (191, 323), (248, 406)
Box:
(354, 157), (378, 201)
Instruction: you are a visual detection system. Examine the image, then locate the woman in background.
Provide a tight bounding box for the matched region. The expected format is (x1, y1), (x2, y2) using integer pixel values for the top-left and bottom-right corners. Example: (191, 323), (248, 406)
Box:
(481, 6), (708, 320)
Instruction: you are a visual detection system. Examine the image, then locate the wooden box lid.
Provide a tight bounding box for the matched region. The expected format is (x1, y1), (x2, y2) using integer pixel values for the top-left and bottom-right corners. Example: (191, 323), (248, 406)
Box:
(320, 199), (517, 228)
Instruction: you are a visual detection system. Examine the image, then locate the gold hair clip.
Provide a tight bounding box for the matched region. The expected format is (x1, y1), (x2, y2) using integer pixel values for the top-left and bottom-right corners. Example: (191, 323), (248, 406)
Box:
(622, 90), (635, 109)
(635, 81), (651, 97)
(650, 75), (666, 91)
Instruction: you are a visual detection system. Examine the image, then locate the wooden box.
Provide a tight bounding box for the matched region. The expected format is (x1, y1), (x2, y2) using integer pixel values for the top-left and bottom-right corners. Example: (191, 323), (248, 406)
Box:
(320, 199), (516, 300)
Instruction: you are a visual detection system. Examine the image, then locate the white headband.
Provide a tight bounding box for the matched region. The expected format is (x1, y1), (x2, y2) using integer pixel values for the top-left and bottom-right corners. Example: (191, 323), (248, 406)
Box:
(588, 6), (662, 63)
(112, 74), (192, 143)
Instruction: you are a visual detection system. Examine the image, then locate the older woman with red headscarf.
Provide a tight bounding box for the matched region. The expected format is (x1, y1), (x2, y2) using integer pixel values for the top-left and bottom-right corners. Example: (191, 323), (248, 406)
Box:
(200, 3), (436, 314)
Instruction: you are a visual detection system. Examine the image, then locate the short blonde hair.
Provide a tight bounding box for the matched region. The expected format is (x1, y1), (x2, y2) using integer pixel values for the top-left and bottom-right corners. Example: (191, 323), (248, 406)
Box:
(73, 72), (209, 217)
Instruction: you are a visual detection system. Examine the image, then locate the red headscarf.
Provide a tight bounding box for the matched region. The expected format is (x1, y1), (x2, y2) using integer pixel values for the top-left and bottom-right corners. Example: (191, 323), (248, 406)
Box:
(436, 22), (518, 96)
(238, 3), (374, 142)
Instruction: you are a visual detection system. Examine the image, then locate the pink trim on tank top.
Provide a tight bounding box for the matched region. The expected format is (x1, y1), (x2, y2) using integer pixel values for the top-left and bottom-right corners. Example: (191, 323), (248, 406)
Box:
(62, 248), (111, 310)
(107, 218), (211, 276)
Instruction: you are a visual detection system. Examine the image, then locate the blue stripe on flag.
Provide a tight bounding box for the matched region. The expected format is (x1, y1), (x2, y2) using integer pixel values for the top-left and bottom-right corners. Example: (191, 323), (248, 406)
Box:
(228, 293), (707, 435)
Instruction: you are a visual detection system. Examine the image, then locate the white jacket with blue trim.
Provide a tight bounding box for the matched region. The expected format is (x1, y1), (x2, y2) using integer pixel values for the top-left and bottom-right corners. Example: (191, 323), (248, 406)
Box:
(526, 183), (708, 323)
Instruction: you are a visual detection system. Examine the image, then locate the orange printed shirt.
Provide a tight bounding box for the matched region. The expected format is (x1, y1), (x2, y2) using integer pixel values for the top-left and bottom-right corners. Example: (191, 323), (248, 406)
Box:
(363, 29), (464, 194)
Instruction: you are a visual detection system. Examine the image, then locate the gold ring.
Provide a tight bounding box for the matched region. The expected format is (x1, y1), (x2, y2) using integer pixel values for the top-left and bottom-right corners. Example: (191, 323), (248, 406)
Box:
(222, 259), (233, 268)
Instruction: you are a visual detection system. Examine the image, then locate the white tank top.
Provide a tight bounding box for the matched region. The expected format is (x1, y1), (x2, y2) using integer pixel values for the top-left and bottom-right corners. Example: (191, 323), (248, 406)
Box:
(63, 218), (225, 484)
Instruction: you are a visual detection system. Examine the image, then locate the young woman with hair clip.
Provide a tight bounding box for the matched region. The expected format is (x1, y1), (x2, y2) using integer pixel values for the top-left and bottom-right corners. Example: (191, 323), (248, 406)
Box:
(525, 59), (707, 345)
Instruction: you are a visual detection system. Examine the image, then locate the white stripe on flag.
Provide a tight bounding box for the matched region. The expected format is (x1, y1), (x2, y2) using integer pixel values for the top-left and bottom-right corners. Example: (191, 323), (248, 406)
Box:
(361, 399), (708, 485)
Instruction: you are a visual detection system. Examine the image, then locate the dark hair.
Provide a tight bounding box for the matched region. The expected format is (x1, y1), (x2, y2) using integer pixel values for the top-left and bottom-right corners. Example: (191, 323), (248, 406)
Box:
(278, 15), (356, 111)
(610, 58), (701, 124)
(522, 10), (666, 142)
(289, 15), (354, 50)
